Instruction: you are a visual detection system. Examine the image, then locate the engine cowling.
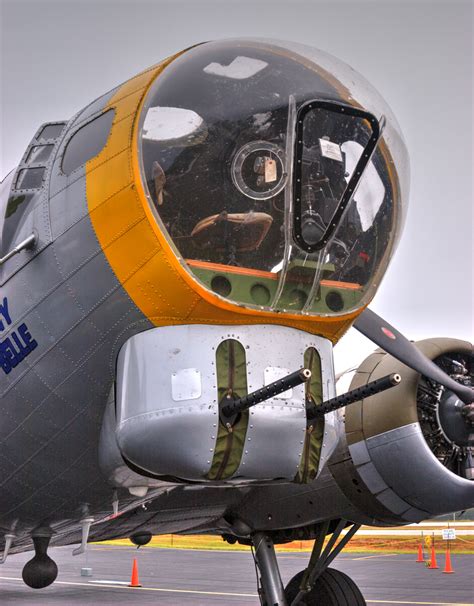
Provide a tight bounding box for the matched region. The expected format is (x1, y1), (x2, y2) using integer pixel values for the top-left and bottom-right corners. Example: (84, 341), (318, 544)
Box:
(330, 338), (473, 524)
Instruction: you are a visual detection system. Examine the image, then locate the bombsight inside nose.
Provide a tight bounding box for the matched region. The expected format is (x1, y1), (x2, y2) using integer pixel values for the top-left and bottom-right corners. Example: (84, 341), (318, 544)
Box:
(300, 210), (325, 246)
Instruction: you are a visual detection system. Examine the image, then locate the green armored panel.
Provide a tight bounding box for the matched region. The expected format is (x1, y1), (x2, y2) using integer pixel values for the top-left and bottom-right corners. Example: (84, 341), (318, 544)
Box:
(189, 262), (363, 315)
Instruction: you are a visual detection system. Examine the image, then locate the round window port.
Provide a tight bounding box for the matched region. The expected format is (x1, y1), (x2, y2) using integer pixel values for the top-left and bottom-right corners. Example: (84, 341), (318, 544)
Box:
(250, 283), (271, 306)
(211, 275), (232, 297)
(325, 290), (344, 312)
(288, 288), (306, 309)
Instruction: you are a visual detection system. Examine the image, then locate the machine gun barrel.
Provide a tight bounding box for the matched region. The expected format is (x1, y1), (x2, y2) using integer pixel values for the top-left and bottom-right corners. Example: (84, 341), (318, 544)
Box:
(307, 372), (401, 418)
(221, 368), (311, 420)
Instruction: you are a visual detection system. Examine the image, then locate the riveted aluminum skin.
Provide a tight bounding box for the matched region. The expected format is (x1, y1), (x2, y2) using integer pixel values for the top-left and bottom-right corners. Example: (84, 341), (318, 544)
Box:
(234, 327), (337, 479)
(115, 324), (337, 482)
(364, 422), (474, 514)
(0, 85), (154, 535)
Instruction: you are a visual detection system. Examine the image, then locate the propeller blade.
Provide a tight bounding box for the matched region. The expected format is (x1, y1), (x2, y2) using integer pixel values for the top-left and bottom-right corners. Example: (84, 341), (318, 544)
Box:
(354, 308), (473, 404)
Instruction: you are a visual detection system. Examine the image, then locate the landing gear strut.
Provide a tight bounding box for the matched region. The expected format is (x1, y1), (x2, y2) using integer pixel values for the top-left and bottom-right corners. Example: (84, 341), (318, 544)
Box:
(253, 532), (287, 605)
(22, 528), (58, 589)
(252, 520), (364, 606)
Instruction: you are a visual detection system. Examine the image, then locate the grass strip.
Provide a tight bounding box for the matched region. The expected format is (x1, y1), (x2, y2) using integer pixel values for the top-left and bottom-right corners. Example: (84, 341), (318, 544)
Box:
(95, 534), (474, 554)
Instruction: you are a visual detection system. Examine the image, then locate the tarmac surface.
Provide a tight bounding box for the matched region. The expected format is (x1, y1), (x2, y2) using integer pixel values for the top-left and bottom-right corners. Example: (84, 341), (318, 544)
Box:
(0, 545), (473, 605)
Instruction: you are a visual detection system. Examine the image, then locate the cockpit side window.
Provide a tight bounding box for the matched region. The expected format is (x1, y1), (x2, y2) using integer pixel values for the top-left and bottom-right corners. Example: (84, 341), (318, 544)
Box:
(62, 110), (114, 175)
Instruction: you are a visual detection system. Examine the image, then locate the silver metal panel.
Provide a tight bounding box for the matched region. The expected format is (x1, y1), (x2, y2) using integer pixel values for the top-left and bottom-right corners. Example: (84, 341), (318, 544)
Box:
(348, 439), (371, 466)
(355, 461), (387, 495)
(0, 196), (48, 285)
(66, 250), (120, 316)
(171, 369), (202, 401)
(367, 423), (474, 515)
(58, 318), (106, 366)
(32, 280), (86, 339)
(400, 507), (429, 523)
(31, 344), (78, 388)
(0, 379), (44, 437)
(0, 89), (153, 534)
(367, 422), (419, 449)
(8, 241), (62, 310)
(88, 287), (141, 338)
(52, 215), (102, 279)
(347, 433), (433, 520)
(99, 387), (166, 489)
(318, 340), (338, 474)
(50, 173), (89, 239)
(118, 406), (218, 479)
(116, 324), (336, 482)
(375, 488), (411, 515)
(116, 325), (220, 479)
(264, 367), (292, 399)
(238, 404), (306, 479)
(0, 118), (63, 283)
(234, 325), (334, 479)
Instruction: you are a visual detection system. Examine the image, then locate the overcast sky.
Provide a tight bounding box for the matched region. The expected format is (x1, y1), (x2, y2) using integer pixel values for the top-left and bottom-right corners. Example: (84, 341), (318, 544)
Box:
(1, 0), (472, 372)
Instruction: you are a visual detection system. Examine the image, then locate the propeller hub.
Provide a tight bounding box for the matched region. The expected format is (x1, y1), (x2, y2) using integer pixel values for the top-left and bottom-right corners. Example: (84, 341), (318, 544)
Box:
(437, 391), (473, 447)
(416, 349), (473, 480)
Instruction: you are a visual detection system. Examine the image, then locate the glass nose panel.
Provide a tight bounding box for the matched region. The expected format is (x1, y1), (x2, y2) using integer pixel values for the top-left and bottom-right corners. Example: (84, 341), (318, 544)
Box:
(138, 40), (406, 318)
(293, 102), (380, 254)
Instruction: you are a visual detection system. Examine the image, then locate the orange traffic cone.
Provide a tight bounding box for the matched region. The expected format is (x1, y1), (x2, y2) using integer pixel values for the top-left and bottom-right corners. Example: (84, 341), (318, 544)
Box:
(129, 558), (142, 587)
(416, 543), (424, 563)
(428, 544), (439, 569)
(443, 547), (454, 574)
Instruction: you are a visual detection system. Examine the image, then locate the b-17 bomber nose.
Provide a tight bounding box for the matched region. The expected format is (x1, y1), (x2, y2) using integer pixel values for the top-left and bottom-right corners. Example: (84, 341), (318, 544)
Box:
(0, 31), (469, 605)
(47, 38), (412, 348)
(133, 40), (409, 326)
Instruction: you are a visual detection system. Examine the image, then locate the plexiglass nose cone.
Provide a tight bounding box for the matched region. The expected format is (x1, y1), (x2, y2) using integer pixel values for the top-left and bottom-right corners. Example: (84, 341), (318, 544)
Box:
(137, 39), (410, 317)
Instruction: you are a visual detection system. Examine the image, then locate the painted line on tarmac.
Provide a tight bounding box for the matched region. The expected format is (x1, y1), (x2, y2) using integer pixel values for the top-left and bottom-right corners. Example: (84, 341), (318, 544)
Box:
(91, 546), (440, 558)
(0, 576), (257, 598)
(0, 577), (472, 605)
(89, 579), (130, 585)
(351, 553), (400, 562)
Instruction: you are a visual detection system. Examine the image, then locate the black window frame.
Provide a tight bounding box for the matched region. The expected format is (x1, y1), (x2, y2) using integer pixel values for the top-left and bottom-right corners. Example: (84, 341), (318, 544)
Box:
(293, 99), (383, 253)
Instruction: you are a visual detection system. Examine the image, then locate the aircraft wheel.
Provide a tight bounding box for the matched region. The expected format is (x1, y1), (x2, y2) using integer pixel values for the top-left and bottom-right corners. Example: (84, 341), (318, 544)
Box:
(284, 567), (366, 605)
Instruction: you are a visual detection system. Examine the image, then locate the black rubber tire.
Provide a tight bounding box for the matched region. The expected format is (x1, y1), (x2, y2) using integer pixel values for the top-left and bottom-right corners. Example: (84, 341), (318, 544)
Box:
(284, 567), (366, 605)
